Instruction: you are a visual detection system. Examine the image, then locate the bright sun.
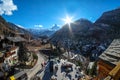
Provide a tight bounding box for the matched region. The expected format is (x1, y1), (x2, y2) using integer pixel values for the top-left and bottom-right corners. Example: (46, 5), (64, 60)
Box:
(62, 15), (73, 24)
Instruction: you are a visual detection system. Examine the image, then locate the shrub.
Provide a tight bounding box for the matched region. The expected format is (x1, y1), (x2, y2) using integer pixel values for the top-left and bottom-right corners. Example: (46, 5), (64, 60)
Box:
(32, 53), (38, 60)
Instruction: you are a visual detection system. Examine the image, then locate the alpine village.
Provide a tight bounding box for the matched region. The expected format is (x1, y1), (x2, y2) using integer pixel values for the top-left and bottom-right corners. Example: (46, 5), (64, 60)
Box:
(0, 3), (120, 80)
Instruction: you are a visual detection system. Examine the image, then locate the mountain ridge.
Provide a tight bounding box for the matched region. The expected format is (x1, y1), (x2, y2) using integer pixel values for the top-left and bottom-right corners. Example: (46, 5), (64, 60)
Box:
(0, 16), (31, 39)
(49, 8), (120, 59)
(50, 8), (120, 43)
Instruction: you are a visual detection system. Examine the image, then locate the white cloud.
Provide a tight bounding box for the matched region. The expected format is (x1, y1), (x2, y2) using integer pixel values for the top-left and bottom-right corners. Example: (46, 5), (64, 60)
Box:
(34, 24), (43, 28)
(0, 0), (17, 15)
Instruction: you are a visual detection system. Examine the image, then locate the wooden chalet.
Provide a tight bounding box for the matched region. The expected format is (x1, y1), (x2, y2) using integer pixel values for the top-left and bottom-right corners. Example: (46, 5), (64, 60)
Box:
(97, 39), (120, 80)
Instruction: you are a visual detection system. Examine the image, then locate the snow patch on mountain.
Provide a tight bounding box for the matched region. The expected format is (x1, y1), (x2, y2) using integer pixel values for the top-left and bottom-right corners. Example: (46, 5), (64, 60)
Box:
(28, 24), (61, 37)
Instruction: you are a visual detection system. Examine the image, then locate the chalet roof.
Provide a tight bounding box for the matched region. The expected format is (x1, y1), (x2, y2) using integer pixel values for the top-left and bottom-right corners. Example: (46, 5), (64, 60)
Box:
(6, 36), (26, 42)
(5, 47), (18, 58)
(99, 39), (120, 65)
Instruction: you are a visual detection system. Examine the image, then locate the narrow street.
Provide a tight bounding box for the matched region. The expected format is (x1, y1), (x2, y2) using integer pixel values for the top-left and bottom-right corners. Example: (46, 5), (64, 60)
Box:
(25, 52), (45, 80)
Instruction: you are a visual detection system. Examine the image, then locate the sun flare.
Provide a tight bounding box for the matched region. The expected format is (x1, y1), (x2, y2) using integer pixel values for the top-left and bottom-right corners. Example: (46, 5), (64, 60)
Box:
(62, 15), (73, 24)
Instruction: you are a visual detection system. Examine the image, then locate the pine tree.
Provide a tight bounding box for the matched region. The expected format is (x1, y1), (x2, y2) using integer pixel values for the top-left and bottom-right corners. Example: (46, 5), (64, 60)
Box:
(18, 43), (29, 63)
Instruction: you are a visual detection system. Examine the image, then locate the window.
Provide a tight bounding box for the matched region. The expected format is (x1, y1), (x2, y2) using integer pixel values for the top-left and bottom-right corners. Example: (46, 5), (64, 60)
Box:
(9, 59), (11, 63)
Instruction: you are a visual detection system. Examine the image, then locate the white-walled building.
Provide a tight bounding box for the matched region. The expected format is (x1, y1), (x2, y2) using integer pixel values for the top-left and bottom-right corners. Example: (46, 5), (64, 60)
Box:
(4, 47), (19, 66)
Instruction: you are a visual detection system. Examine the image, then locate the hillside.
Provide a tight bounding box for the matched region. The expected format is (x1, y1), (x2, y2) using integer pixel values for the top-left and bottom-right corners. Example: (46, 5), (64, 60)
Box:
(0, 16), (31, 39)
(50, 8), (120, 44)
(50, 8), (120, 59)
(0, 16), (15, 35)
(50, 18), (107, 44)
(8, 22), (30, 34)
(95, 8), (120, 39)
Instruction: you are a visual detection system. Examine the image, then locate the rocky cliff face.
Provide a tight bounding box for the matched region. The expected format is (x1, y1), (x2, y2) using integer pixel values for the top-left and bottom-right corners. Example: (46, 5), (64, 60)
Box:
(95, 8), (120, 39)
(95, 8), (120, 27)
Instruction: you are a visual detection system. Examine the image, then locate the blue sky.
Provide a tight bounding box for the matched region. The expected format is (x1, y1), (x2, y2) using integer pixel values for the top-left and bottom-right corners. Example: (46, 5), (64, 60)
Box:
(1, 0), (120, 29)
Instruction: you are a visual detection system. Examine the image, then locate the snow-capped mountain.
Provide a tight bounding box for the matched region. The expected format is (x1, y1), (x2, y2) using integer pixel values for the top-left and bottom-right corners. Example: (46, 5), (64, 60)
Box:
(50, 24), (61, 31)
(28, 24), (61, 37)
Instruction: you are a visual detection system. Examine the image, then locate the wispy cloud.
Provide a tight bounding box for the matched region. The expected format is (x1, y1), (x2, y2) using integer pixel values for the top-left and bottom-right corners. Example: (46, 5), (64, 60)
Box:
(0, 0), (17, 15)
(34, 24), (43, 28)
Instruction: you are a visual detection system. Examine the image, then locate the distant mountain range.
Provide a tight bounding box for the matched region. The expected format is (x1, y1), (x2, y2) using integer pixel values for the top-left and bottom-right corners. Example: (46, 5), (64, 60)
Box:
(28, 24), (61, 37)
(0, 16), (60, 39)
